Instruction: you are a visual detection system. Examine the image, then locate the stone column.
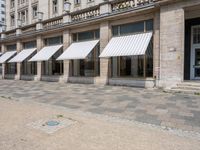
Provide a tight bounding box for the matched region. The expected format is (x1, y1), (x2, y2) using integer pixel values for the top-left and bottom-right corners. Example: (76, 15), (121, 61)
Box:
(153, 11), (160, 86)
(36, 35), (44, 81)
(159, 6), (185, 88)
(96, 2), (112, 85)
(61, 29), (71, 82)
(1, 44), (6, 79)
(15, 40), (22, 80)
(97, 21), (111, 85)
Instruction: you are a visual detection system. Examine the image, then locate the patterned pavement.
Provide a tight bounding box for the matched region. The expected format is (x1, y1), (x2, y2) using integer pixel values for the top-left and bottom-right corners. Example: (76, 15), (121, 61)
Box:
(0, 80), (200, 133)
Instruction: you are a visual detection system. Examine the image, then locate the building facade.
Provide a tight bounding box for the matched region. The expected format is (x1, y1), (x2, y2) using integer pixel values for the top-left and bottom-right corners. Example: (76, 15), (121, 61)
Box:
(0, 0), (5, 32)
(0, 0), (200, 89)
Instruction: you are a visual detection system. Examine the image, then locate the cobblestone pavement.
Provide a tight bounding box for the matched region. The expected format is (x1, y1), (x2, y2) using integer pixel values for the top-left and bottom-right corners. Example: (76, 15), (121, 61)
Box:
(0, 80), (200, 133)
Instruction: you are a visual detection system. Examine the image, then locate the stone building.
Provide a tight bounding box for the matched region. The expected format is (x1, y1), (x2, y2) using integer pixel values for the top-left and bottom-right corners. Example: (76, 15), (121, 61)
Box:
(0, 0), (200, 90)
(0, 0), (5, 32)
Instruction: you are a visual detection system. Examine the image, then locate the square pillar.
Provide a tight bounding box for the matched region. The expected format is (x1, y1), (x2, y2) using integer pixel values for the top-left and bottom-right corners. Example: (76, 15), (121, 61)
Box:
(61, 30), (71, 82)
(15, 40), (22, 80)
(159, 6), (185, 88)
(153, 11), (160, 86)
(36, 35), (44, 81)
(1, 44), (6, 79)
(97, 21), (111, 85)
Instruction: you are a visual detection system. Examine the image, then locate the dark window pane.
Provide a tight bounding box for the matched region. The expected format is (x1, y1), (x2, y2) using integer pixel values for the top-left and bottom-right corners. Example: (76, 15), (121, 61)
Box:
(120, 22), (144, 35)
(78, 31), (94, 41)
(146, 20), (153, 31)
(112, 26), (119, 36)
(45, 36), (63, 46)
(73, 34), (77, 42)
(24, 41), (36, 49)
(7, 44), (16, 51)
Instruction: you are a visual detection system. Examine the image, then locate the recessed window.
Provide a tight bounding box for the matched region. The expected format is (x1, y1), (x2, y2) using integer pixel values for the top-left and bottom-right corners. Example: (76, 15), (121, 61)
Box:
(10, 0), (15, 8)
(74, 0), (81, 5)
(10, 14), (15, 26)
(87, 0), (94, 3)
(53, 0), (58, 14)
(32, 6), (38, 19)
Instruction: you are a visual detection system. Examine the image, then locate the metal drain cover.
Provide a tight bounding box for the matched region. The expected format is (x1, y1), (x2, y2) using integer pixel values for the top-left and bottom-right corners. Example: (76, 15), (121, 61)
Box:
(46, 120), (60, 126)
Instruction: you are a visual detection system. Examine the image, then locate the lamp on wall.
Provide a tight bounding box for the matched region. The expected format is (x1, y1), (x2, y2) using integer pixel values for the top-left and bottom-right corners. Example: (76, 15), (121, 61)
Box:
(17, 19), (22, 28)
(64, 1), (71, 13)
(37, 12), (44, 21)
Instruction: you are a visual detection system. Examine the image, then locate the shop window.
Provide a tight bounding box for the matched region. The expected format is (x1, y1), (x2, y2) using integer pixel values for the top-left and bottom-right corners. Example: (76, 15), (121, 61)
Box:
(22, 41), (37, 75)
(42, 36), (63, 76)
(111, 40), (153, 78)
(72, 45), (100, 77)
(5, 63), (16, 74)
(45, 36), (63, 46)
(73, 29), (99, 42)
(112, 20), (153, 36)
(23, 41), (36, 49)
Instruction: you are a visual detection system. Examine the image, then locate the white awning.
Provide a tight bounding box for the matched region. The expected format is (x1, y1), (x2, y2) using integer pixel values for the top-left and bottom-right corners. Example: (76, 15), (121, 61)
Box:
(57, 40), (99, 60)
(0, 51), (17, 63)
(8, 48), (37, 63)
(99, 32), (153, 57)
(29, 45), (62, 62)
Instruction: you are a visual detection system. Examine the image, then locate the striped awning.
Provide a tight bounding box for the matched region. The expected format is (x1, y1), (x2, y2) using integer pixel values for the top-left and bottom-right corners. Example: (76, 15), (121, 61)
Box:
(0, 51), (17, 63)
(99, 32), (153, 57)
(57, 40), (99, 60)
(29, 45), (62, 62)
(9, 48), (37, 63)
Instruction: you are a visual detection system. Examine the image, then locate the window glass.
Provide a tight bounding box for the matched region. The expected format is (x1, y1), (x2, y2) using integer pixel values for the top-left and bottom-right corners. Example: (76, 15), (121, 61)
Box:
(78, 31), (94, 41)
(7, 44), (16, 51)
(111, 40), (153, 78)
(146, 20), (153, 31)
(72, 44), (100, 77)
(120, 22), (144, 35)
(24, 41), (36, 49)
(112, 26), (119, 36)
(45, 36), (63, 46)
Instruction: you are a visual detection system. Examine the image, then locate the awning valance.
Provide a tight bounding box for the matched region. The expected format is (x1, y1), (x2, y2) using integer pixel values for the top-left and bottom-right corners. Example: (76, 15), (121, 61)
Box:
(57, 40), (99, 60)
(9, 48), (37, 63)
(0, 51), (17, 63)
(29, 45), (62, 62)
(99, 32), (153, 58)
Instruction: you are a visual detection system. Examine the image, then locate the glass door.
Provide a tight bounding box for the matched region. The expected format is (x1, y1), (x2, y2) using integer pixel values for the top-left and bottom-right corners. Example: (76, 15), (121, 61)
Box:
(194, 49), (200, 78)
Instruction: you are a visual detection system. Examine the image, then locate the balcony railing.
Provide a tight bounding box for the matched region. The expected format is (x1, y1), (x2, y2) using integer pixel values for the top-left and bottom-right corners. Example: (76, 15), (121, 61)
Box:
(43, 18), (63, 30)
(71, 7), (100, 22)
(111, 0), (159, 12)
(2, 0), (162, 40)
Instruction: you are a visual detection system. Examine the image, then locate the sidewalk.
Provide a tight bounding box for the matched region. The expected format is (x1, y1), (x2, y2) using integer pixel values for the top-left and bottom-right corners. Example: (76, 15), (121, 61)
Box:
(0, 98), (199, 150)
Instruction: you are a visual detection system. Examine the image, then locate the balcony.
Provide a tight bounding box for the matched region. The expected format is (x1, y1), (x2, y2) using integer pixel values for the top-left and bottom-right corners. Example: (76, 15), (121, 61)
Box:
(111, 0), (160, 12)
(43, 17), (63, 30)
(1, 0), (162, 40)
(71, 6), (100, 22)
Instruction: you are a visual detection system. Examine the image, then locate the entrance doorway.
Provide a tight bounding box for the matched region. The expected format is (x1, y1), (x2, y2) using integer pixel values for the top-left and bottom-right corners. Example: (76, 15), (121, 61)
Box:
(191, 25), (200, 80)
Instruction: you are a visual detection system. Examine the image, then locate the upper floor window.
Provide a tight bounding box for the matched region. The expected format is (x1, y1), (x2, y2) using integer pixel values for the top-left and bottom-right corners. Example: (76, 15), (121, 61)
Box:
(10, 14), (15, 26)
(1, 4), (5, 8)
(32, 6), (38, 19)
(87, 0), (94, 3)
(53, 0), (58, 14)
(74, 0), (81, 5)
(10, 0), (15, 8)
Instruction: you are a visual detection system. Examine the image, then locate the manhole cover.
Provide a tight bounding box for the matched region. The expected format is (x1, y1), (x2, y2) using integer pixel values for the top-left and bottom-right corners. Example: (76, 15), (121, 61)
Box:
(46, 120), (60, 126)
